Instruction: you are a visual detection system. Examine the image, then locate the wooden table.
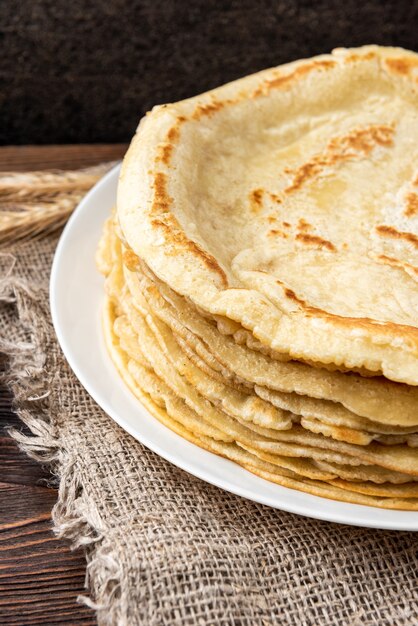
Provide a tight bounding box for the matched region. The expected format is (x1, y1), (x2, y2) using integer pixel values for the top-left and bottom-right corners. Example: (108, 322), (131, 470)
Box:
(0, 145), (127, 625)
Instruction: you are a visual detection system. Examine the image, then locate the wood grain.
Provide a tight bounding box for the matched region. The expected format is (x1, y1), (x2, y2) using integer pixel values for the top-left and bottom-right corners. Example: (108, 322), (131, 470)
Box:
(0, 145), (128, 624)
(0, 144), (127, 172)
(0, 395), (96, 624)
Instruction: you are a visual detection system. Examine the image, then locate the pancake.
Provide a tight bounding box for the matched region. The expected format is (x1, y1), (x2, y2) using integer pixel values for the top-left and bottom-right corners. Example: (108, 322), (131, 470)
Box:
(118, 45), (418, 385)
(122, 278), (418, 448)
(100, 215), (418, 444)
(107, 276), (418, 479)
(125, 259), (418, 428)
(98, 46), (418, 510)
(102, 296), (418, 509)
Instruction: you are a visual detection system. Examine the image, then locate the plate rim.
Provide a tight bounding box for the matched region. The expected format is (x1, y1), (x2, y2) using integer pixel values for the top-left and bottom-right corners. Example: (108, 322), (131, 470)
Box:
(50, 163), (418, 531)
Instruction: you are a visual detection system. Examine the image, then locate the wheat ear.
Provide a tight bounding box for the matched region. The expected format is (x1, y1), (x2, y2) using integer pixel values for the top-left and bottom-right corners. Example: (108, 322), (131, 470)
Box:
(0, 161), (117, 247)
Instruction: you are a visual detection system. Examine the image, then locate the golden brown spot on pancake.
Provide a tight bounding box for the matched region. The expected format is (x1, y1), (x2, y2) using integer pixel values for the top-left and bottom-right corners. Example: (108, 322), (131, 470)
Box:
(297, 218), (311, 232)
(314, 59), (337, 69)
(285, 124), (395, 193)
(167, 124), (180, 142)
(268, 229), (288, 238)
(151, 172), (172, 213)
(157, 143), (173, 165)
(285, 163), (321, 193)
(151, 217), (228, 286)
(404, 192), (418, 218)
(385, 57), (418, 76)
(283, 222), (291, 228)
(151, 216), (176, 236)
(192, 100), (231, 120)
(277, 278), (418, 340)
(266, 61), (334, 93)
(269, 192), (282, 203)
(122, 249), (141, 272)
(283, 286), (307, 307)
(156, 118), (186, 165)
(266, 216), (277, 224)
(253, 60), (336, 97)
(344, 51), (377, 63)
(328, 124), (394, 152)
(249, 188), (264, 213)
(376, 225), (418, 248)
(375, 254), (418, 278)
(342, 243), (349, 250)
(150, 171), (228, 286)
(167, 127), (179, 142)
(296, 233), (336, 251)
(333, 425), (370, 446)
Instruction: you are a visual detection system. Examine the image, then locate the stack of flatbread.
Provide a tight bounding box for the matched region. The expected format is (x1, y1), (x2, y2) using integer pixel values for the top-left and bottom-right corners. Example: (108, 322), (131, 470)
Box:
(97, 45), (418, 510)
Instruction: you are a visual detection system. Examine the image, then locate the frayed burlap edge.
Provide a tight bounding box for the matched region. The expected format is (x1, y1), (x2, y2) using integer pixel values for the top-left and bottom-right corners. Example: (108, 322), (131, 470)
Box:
(0, 256), (124, 624)
(2, 240), (418, 626)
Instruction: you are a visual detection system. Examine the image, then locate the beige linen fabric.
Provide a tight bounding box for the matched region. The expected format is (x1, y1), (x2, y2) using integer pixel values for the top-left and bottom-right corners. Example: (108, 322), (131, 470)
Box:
(1, 198), (417, 626)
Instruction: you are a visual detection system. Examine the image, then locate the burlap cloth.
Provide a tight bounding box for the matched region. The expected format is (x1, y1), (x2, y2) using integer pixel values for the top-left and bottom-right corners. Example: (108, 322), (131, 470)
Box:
(1, 216), (418, 625)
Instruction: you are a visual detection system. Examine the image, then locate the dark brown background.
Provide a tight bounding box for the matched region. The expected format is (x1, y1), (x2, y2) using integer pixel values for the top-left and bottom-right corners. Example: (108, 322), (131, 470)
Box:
(1, 0), (417, 145)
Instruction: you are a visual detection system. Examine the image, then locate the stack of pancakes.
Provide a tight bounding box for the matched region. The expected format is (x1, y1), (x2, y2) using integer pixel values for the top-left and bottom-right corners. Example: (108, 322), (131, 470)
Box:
(97, 45), (418, 509)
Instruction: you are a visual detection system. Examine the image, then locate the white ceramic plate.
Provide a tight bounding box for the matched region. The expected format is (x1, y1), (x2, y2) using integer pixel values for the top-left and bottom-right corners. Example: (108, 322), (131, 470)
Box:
(50, 164), (418, 531)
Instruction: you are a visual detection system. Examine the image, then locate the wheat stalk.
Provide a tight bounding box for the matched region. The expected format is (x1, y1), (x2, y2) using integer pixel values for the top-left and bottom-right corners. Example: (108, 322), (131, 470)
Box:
(0, 161), (117, 247)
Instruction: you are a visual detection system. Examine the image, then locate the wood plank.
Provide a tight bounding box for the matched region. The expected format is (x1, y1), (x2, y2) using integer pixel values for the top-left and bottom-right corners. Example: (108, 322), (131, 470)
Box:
(0, 391), (48, 487)
(0, 144), (128, 171)
(0, 145), (103, 624)
(0, 479), (95, 624)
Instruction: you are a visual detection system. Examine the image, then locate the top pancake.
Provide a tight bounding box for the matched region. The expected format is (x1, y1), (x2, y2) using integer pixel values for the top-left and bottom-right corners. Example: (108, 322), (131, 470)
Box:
(118, 45), (418, 384)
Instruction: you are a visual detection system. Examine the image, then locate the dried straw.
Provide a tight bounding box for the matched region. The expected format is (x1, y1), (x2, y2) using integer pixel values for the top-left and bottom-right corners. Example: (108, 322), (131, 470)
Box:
(0, 161), (117, 247)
